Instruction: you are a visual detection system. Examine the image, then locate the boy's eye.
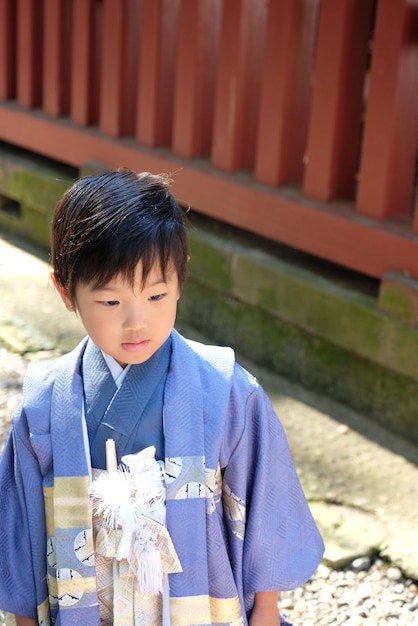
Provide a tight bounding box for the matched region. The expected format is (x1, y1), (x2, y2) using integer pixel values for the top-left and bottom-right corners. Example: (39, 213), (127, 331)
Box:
(102, 300), (119, 307)
(149, 293), (165, 302)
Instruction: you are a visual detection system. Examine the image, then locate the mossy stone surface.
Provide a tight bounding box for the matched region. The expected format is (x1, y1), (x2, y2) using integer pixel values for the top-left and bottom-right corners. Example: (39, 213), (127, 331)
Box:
(188, 229), (233, 292)
(378, 273), (418, 326)
(188, 230), (418, 383)
(0, 147), (73, 250)
(178, 280), (418, 444)
(379, 285), (414, 323)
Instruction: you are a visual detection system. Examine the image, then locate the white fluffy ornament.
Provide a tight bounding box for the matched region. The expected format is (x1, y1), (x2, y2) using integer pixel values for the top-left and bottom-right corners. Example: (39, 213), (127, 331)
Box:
(89, 440), (181, 595)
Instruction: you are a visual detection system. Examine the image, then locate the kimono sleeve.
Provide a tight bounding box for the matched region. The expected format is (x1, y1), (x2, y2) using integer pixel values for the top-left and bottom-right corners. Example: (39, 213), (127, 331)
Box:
(222, 371), (324, 596)
(0, 408), (47, 619)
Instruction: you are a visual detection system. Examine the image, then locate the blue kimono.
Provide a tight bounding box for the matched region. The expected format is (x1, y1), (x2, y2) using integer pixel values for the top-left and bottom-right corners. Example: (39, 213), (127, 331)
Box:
(0, 330), (324, 625)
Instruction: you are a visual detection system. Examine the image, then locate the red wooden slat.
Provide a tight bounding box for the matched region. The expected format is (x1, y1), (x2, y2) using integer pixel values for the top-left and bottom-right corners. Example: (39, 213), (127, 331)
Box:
(211, 0), (267, 173)
(99, 0), (139, 137)
(71, 0), (98, 126)
(99, 0), (124, 136)
(43, 0), (71, 117)
(172, 0), (221, 158)
(357, 0), (418, 220)
(100, 0), (136, 137)
(303, 0), (373, 202)
(255, 0), (320, 186)
(2, 105), (418, 280)
(0, 0), (16, 101)
(135, 0), (180, 147)
(120, 0), (141, 136)
(16, 0), (43, 108)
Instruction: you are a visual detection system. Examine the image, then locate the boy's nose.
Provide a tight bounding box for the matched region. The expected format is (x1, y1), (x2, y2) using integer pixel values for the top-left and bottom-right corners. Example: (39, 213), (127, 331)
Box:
(123, 305), (146, 330)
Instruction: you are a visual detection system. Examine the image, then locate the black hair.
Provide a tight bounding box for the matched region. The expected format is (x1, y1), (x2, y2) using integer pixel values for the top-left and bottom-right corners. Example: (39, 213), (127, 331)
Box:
(51, 169), (189, 303)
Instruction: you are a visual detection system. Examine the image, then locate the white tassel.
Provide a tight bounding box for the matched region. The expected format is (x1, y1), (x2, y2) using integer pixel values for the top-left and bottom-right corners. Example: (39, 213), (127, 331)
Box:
(134, 542), (163, 595)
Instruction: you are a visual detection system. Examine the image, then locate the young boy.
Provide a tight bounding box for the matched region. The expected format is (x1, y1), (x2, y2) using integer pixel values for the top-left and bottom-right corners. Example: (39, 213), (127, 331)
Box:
(0, 169), (324, 626)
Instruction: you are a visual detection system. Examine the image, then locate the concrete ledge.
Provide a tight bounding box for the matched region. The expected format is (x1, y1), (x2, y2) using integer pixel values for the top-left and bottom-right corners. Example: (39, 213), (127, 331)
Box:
(179, 226), (418, 444)
(187, 229), (418, 384)
(0, 145), (74, 248)
(379, 271), (418, 326)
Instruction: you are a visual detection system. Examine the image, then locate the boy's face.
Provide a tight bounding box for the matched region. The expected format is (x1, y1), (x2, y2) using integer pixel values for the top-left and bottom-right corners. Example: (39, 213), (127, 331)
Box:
(55, 260), (180, 368)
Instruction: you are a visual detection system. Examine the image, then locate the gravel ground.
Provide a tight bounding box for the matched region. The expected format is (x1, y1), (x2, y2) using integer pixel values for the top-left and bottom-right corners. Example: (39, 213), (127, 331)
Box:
(0, 346), (417, 625)
(281, 560), (418, 625)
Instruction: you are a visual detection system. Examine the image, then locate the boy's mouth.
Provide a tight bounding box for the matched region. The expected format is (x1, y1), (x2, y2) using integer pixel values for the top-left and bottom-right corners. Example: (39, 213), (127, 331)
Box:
(121, 339), (150, 352)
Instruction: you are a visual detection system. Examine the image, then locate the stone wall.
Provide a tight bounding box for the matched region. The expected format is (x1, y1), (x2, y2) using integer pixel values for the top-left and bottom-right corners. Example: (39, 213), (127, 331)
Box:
(180, 220), (418, 444)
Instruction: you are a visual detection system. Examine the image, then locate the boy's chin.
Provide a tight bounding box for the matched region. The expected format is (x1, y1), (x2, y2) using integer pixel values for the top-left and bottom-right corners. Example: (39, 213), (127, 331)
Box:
(114, 350), (156, 368)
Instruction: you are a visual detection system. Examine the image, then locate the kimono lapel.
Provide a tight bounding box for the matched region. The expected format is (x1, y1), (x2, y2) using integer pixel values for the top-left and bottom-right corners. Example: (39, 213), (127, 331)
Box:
(82, 340), (117, 442)
(163, 331), (237, 616)
(48, 340), (101, 625)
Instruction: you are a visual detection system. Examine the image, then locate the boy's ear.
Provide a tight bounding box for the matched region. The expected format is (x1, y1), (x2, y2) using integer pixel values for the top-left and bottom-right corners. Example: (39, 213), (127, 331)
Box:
(50, 272), (76, 312)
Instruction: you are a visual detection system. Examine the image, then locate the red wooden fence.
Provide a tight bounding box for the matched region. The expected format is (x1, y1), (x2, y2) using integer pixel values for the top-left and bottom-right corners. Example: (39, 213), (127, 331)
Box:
(0, 0), (417, 280)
